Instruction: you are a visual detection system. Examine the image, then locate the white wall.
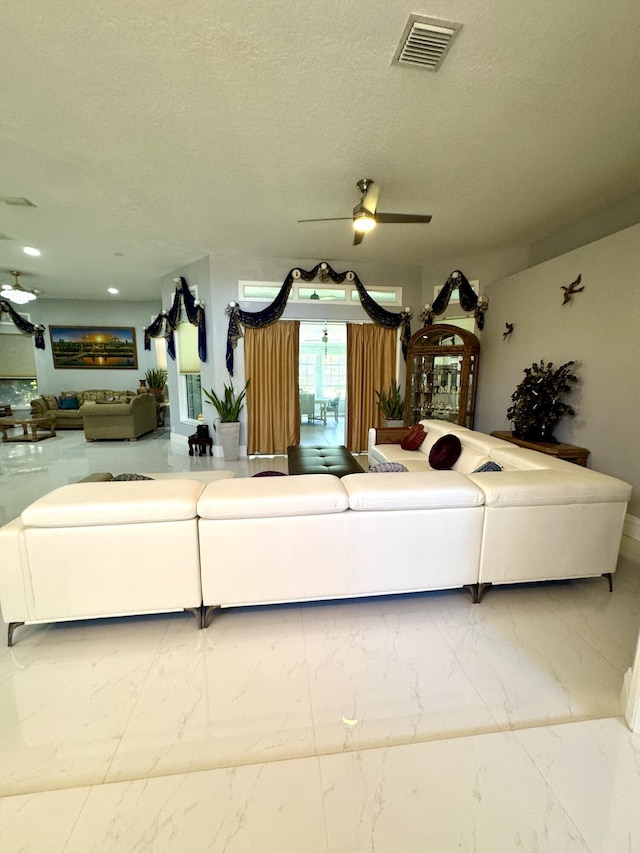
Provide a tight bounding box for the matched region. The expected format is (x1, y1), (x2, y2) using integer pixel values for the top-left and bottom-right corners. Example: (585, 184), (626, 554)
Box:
(31, 298), (161, 394)
(475, 223), (640, 516)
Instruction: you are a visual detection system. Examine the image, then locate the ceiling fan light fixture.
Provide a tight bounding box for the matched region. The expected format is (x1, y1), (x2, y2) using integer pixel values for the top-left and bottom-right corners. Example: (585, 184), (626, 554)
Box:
(1, 270), (38, 304)
(1, 285), (37, 304)
(353, 212), (376, 233)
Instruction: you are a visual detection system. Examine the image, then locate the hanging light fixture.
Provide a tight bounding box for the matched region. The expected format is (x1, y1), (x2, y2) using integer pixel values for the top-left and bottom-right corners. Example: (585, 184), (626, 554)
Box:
(353, 210), (377, 234)
(309, 290), (320, 300)
(1, 270), (38, 305)
(322, 326), (329, 360)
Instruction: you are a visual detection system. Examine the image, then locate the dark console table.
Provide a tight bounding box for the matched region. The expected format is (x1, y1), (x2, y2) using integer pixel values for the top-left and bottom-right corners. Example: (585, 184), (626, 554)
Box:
(490, 431), (590, 466)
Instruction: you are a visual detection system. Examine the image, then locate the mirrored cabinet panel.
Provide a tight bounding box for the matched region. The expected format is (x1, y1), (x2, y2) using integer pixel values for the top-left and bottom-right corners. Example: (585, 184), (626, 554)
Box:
(405, 324), (480, 428)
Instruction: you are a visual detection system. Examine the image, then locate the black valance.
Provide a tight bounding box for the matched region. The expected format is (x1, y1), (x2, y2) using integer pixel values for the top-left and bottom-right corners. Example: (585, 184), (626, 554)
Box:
(419, 270), (489, 330)
(225, 262), (412, 375)
(0, 299), (46, 349)
(144, 277), (207, 362)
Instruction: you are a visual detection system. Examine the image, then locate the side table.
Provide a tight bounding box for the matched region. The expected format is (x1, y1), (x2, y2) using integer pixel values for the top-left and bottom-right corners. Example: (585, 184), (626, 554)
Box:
(490, 431), (590, 466)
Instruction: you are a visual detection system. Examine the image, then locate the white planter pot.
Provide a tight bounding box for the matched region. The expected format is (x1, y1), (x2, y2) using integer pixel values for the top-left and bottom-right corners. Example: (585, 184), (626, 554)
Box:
(383, 418), (405, 428)
(218, 421), (240, 461)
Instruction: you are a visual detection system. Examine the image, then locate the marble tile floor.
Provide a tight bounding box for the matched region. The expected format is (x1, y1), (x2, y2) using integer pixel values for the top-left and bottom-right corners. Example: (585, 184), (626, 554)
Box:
(1, 429), (640, 851)
(299, 415), (346, 447)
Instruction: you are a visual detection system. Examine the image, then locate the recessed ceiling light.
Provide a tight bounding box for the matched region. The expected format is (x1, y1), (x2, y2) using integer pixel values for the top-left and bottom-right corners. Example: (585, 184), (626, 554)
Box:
(108, 287), (119, 295)
(23, 246), (41, 256)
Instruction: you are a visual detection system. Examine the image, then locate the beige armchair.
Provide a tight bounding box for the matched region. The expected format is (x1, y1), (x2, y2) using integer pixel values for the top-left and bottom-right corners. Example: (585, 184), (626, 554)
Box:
(80, 393), (157, 441)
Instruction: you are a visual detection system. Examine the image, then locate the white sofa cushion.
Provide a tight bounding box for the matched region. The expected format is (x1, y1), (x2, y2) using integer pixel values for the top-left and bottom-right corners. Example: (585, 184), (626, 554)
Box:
(21, 480), (205, 527)
(489, 446), (568, 471)
(197, 473), (348, 519)
(342, 471), (484, 511)
(468, 468), (632, 507)
(452, 447), (492, 474)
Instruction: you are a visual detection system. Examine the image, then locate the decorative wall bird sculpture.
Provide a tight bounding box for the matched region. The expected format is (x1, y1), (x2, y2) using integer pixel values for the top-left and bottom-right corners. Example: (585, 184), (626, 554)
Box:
(561, 274), (583, 305)
(503, 322), (514, 340)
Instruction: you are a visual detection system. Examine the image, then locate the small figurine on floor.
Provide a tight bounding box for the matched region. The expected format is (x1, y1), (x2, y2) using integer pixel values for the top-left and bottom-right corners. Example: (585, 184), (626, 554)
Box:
(188, 423), (213, 456)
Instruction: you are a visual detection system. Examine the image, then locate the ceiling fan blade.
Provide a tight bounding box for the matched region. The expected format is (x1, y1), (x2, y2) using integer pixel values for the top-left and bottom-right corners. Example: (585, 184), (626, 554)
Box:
(297, 217), (353, 223)
(375, 212), (432, 224)
(361, 182), (381, 215)
(353, 230), (365, 246)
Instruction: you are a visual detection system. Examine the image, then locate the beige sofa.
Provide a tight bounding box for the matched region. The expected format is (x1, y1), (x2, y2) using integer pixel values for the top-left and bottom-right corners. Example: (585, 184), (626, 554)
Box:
(31, 390), (137, 429)
(80, 393), (157, 441)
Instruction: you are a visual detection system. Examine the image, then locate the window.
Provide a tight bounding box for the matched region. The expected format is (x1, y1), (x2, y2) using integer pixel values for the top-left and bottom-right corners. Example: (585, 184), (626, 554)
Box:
(0, 331), (38, 408)
(299, 322), (347, 402)
(176, 322), (202, 421)
(298, 352), (316, 393)
(239, 281), (402, 306)
(0, 377), (38, 409)
(185, 374), (202, 420)
(322, 352), (346, 396)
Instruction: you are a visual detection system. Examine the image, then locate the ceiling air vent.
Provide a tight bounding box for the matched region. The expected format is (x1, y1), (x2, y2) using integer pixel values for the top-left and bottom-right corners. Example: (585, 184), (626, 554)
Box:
(392, 15), (462, 71)
(2, 196), (37, 207)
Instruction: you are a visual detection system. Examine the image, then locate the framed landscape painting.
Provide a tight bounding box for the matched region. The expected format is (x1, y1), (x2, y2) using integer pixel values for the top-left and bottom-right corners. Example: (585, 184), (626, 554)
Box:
(49, 326), (138, 369)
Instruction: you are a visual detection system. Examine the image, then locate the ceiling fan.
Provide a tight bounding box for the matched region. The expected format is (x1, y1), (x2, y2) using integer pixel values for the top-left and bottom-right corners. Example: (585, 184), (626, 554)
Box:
(0, 270), (41, 305)
(298, 178), (432, 245)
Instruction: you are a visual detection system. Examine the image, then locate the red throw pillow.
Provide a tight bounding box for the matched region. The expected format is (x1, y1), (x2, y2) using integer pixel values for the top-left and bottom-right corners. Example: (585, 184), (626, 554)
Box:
(401, 424), (427, 451)
(429, 434), (462, 470)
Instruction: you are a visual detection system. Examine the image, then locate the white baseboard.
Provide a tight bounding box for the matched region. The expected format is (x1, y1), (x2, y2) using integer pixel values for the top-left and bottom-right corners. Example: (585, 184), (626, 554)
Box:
(624, 513), (640, 541)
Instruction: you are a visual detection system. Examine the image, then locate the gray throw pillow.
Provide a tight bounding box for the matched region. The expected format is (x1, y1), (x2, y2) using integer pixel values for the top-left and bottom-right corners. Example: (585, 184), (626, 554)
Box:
(368, 462), (409, 473)
(111, 473), (154, 481)
(472, 461), (503, 473)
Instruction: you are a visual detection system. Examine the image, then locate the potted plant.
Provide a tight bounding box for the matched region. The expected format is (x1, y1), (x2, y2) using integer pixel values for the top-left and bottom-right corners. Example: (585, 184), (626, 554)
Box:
(375, 380), (405, 427)
(144, 368), (168, 401)
(203, 380), (250, 461)
(507, 359), (578, 441)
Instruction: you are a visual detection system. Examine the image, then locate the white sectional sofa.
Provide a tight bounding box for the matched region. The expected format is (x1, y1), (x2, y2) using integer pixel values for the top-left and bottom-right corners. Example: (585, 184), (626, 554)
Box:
(0, 422), (632, 644)
(197, 471), (485, 621)
(368, 420), (632, 595)
(0, 479), (205, 645)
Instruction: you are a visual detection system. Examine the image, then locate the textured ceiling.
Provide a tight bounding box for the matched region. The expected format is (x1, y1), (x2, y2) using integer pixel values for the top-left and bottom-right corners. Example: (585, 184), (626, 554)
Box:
(1, 1), (639, 301)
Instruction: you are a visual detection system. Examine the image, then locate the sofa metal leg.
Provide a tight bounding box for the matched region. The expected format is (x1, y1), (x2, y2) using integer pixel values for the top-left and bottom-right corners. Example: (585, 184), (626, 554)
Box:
(203, 605), (221, 629)
(184, 607), (203, 629)
(464, 583), (479, 604)
(602, 572), (613, 593)
(8, 621), (25, 647)
(476, 582), (492, 603)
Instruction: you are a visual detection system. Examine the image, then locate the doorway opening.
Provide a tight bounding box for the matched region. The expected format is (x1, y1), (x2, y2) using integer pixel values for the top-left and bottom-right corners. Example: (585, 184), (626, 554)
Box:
(298, 321), (346, 446)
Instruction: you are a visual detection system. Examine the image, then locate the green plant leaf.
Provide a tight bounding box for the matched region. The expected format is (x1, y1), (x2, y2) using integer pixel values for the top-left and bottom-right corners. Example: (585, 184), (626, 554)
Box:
(203, 379), (250, 427)
(375, 380), (405, 419)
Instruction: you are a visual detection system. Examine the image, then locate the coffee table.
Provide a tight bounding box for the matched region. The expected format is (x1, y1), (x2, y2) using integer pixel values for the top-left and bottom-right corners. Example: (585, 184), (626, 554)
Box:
(0, 416), (56, 443)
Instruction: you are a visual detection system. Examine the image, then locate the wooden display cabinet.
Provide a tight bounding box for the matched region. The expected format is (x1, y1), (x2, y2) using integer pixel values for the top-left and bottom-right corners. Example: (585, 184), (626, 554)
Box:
(405, 324), (480, 428)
